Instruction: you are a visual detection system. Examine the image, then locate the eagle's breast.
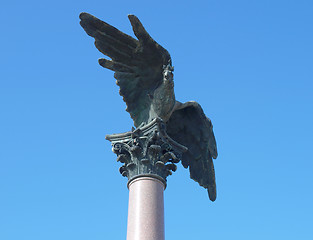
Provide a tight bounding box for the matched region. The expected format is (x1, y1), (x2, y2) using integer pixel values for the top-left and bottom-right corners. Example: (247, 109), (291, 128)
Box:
(148, 80), (176, 122)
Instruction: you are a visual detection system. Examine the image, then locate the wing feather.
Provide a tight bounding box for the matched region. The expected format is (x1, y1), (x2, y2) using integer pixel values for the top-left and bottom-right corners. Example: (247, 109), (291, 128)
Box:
(80, 12), (137, 48)
(99, 59), (134, 72)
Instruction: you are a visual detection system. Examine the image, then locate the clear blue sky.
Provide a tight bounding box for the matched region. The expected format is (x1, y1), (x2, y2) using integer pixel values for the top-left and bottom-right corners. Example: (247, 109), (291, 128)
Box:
(1, 0), (312, 239)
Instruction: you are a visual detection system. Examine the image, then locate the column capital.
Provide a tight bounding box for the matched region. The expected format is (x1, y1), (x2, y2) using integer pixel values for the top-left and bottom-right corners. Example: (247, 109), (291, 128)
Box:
(105, 118), (188, 187)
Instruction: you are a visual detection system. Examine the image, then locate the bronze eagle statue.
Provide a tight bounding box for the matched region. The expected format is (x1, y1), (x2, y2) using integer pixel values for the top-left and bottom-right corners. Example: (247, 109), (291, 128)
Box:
(79, 13), (218, 201)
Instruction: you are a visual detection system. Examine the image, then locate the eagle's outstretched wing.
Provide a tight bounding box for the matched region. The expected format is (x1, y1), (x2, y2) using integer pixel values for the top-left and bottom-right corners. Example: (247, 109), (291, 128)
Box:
(166, 102), (218, 201)
(79, 13), (171, 127)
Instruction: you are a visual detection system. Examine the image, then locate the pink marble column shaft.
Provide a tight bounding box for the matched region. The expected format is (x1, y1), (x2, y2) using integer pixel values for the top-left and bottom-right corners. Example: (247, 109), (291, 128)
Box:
(126, 177), (165, 240)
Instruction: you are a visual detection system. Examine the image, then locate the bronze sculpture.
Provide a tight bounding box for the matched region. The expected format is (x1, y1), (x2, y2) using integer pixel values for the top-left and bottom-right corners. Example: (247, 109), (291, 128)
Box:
(80, 13), (218, 201)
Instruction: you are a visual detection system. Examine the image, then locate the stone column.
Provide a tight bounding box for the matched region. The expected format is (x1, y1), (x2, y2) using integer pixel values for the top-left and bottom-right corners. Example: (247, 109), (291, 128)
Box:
(127, 177), (165, 240)
(106, 118), (187, 240)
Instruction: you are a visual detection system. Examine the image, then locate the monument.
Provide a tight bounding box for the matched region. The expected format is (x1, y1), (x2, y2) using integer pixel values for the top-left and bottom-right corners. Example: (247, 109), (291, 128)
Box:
(80, 12), (218, 240)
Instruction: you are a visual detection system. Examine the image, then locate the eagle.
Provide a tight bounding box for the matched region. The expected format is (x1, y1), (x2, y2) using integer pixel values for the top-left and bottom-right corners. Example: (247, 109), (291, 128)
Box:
(79, 13), (218, 201)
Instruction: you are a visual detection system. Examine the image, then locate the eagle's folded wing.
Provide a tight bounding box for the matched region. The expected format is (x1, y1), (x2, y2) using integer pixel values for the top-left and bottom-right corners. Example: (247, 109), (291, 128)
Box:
(166, 101), (218, 201)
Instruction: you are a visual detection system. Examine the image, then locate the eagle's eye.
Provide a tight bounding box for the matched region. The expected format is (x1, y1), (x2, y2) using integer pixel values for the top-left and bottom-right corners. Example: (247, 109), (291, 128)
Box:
(164, 70), (174, 81)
